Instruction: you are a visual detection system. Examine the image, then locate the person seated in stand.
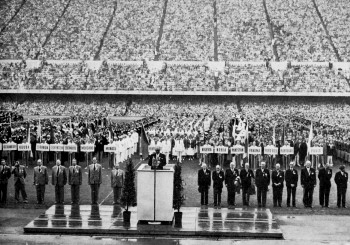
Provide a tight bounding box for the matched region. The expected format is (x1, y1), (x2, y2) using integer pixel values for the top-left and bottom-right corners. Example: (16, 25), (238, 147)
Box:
(148, 146), (166, 170)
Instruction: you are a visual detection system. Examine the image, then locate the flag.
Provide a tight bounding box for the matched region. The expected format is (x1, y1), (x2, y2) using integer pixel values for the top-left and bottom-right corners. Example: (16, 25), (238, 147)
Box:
(108, 124), (113, 142)
(50, 121), (55, 143)
(26, 120), (30, 142)
(140, 123), (149, 159)
(38, 119), (41, 140)
(245, 120), (249, 164)
(307, 122), (313, 155)
(272, 125), (276, 144)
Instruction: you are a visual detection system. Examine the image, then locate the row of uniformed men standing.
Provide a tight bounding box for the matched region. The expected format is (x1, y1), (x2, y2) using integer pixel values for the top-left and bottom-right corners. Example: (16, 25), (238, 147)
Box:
(0, 157), (124, 206)
(197, 160), (348, 208)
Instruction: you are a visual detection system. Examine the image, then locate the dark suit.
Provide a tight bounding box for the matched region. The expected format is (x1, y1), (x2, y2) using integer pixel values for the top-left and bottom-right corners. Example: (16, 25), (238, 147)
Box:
(285, 168), (298, 207)
(52, 165), (67, 204)
(335, 171), (348, 207)
(212, 170), (225, 206)
(33, 166), (49, 204)
(0, 165), (11, 204)
(69, 165), (82, 204)
(198, 169), (211, 205)
(299, 143), (308, 164)
(301, 167), (316, 207)
(111, 168), (124, 204)
(148, 153), (166, 169)
(12, 165), (28, 202)
(272, 169), (284, 207)
(240, 168), (254, 205)
(225, 168), (239, 205)
(318, 167), (332, 207)
(255, 168), (270, 207)
(88, 163), (102, 204)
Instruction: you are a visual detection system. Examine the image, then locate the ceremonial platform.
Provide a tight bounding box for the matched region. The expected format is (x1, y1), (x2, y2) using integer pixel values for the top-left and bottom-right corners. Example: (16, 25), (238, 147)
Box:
(24, 205), (283, 239)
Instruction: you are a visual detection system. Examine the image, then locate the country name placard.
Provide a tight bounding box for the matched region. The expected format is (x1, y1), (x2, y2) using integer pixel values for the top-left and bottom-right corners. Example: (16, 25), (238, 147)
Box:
(64, 144), (78, 152)
(215, 146), (228, 154)
(104, 145), (117, 152)
(248, 146), (261, 155)
(310, 147), (323, 155)
(36, 143), (50, 152)
(18, 144), (31, 151)
(280, 147), (294, 155)
(230, 146), (245, 154)
(50, 144), (64, 152)
(81, 144), (95, 152)
(3, 143), (17, 151)
(200, 146), (214, 153)
(264, 146), (278, 155)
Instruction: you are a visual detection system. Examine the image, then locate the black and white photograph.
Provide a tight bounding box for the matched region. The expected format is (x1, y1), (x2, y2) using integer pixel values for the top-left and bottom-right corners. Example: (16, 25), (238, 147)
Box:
(0, 0), (350, 244)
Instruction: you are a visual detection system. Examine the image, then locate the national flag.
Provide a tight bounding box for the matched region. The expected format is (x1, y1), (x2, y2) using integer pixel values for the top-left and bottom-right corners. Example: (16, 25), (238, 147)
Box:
(140, 123), (149, 159)
(26, 120), (30, 142)
(37, 119), (41, 140)
(307, 122), (313, 155)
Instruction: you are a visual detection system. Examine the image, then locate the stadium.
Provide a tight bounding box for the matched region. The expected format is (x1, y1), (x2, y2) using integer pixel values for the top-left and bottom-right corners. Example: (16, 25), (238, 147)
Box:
(0, 0), (350, 244)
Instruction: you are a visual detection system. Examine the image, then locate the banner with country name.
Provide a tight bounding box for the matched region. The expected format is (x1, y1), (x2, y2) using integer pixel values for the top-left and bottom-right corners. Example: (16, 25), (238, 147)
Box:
(280, 147), (294, 155)
(215, 146), (228, 154)
(310, 147), (323, 155)
(230, 145), (245, 154)
(3, 143), (17, 151)
(200, 146), (214, 154)
(264, 146), (278, 155)
(104, 145), (117, 153)
(50, 144), (64, 152)
(64, 144), (78, 152)
(248, 146), (261, 155)
(80, 144), (95, 152)
(18, 144), (31, 151)
(36, 144), (50, 152)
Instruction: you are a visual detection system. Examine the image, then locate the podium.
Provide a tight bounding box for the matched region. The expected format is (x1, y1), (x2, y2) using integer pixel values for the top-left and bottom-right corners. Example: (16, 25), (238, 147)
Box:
(137, 164), (174, 222)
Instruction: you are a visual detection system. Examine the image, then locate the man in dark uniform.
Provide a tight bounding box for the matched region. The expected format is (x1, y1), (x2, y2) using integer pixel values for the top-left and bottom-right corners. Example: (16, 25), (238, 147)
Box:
(0, 159), (11, 206)
(255, 162), (270, 207)
(272, 163), (284, 207)
(212, 165), (225, 207)
(198, 163), (211, 205)
(240, 162), (254, 206)
(12, 161), (28, 203)
(301, 160), (316, 208)
(148, 146), (166, 170)
(225, 162), (239, 206)
(318, 162), (332, 208)
(69, 159), (82, 204)
(335, 165), (348, 208)
(285, 161), (298, 207)
(52, 159), (67, 204)
(88, 157), (102, 205)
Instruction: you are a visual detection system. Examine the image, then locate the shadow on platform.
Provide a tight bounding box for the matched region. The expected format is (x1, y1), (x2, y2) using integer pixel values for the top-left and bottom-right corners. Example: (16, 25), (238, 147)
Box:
(24, 205), (283, 239)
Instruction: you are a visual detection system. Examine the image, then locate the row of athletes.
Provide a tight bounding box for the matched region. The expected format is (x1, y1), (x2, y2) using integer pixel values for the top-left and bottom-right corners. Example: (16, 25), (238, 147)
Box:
(0, 157), (124, 206)
(198, 161), (348, 208)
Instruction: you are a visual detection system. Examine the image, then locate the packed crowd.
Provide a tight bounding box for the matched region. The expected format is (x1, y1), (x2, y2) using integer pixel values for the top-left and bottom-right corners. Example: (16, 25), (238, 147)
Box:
(267, 0), (335, 61)
(100, 0), (162, 60)
(1, 60), (349, 92)
(1, 96), (350, 169)
(0, 0), (69, 59)
(159, 0), (214, 60)
(1, 0), (350, 61)
(217, 0), (272, 61)
(317, 0), (350, 60)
